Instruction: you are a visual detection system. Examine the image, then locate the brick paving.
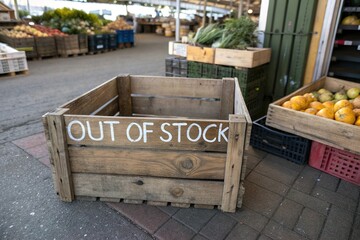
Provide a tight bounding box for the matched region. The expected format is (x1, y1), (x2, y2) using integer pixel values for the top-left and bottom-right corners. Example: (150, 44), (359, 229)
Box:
(13, 133), (360, 240)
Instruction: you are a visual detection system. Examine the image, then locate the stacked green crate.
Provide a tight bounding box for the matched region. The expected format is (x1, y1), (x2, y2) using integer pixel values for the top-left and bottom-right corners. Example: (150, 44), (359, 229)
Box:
(232, 65), (267, 119)
(201, 63), (218, 78)
(187, 61), (203, 78)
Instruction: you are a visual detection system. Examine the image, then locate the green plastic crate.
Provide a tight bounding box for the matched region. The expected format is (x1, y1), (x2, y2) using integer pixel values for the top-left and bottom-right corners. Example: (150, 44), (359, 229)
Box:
(187, 61), (203, 78)
(201, 63), (218, 78)
(217, 65), (233, 78)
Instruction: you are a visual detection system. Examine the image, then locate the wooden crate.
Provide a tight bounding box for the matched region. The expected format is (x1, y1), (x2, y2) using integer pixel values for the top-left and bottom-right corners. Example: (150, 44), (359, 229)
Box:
(186, 45), (215, 64)
(35, 36), (57, 58)
(55, 35), (80, 57)
(78, 34), (88, 54)
(0, 35), (37, 59)
(43, 75), (252, 213)
(215, 48), (271, 68)
(267, 76), (360, 155)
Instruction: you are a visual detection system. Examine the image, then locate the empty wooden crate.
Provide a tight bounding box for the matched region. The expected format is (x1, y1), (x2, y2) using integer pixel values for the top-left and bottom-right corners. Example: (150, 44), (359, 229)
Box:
(43, 75), (251, 213)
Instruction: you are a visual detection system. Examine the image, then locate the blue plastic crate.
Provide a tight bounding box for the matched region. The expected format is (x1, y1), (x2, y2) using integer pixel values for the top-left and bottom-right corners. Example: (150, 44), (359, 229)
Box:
(116, 30), (134, 44)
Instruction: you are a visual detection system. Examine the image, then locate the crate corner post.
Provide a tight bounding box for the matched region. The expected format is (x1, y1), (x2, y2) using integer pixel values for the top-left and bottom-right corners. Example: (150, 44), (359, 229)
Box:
(44, 108), (74, 202)
(117, 74), (132, 116)
(221, 114), (247, 213)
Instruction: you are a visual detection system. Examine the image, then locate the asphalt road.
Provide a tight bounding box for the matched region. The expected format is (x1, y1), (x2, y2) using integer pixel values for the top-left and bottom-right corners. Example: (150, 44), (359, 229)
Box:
(0, 34), (168, 239)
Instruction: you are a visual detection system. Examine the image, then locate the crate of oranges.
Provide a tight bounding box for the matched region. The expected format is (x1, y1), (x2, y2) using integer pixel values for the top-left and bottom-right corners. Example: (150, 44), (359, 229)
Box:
(266, 76), (360, 155)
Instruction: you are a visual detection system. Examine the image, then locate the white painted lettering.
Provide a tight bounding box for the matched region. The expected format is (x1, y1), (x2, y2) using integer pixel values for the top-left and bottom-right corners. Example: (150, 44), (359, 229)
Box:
(67, 120), (86, 142)
(126, 122), (142, 142)
(103, 121), (119, 142)
(218, 123), (229, 142)
(143, 122), (154, 143)
(203, 124), (217, 143)
(86, 121), (104, 141)
(172, 123), (187, 143)
(186, 123), (202, 142)
(160, 123), (172, 142)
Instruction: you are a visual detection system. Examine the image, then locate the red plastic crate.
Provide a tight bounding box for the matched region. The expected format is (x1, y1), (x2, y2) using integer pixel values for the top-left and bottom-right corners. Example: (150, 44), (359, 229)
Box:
(309, 141), (360, 186)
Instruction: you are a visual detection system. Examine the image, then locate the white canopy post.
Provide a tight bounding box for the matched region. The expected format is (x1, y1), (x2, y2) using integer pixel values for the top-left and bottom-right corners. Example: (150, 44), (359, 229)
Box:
(175, 0), (181, 41)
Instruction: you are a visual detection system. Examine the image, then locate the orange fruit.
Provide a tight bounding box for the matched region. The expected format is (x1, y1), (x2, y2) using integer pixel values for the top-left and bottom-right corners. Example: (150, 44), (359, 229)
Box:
(335, 107), (356, 124)
(355, 116), (360, 126)
(290, 95), (308, 111)
(282, 101), (292, 109)
(303, 93), (317, 104)
(316, 108), (334, 119)
(334, 99), (353, 112)
(304, 108), (318, 115)
(309, 101), (325, 111)
(322, 101), (335, 109)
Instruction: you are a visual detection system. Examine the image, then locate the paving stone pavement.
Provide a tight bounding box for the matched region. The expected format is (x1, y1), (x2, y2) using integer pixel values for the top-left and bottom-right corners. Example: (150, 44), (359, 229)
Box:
(12, 132), (360, 240)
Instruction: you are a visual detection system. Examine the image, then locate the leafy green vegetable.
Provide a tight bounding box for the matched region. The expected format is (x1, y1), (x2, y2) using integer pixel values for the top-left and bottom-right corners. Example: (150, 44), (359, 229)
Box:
(191, 17), (258, 50)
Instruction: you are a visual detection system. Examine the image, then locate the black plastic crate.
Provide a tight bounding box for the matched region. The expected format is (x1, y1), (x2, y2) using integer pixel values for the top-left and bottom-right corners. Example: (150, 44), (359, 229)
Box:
(108, 33), (117, 49)
(88, 34), (105, 52)
(250, 116), (311, 165)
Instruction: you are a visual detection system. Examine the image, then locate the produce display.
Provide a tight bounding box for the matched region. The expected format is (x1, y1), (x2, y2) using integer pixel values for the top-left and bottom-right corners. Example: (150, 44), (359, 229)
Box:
(341, 15), (360, 25)
(281, 87), (360, 126)
(40, 8), (101, 34)
(102, 17), (133, 33)
(190, 16), (258, 50)
(0, 25), (66, 38)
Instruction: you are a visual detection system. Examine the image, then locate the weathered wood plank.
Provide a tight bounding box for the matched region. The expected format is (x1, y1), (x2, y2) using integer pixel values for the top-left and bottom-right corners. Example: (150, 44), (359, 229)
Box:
(234, 78), (252, 150)
(117, 75), (132, 116)
(123, 199), (144, 204)
(69, 147), (226, 179)
(220, 78), (235, 120)
(214, 48), (271, 68)
(45, 108), (74, 202)
(92, 96), (119, 116)
(130, 75), (223, 99)
(131, 96), (221, 119)
(42, 115), (59, 194)
(194, 204), (215, 209)
(99, 197), (120, 202)
(147, 201), (168, 206)
(73, 174), (223, 205)
(61, 78), (117, 115)
(221, 115), (246, 213)
(64, 115), (229, 152)
(171, 203), (191, 208)
(186, 45), (215, 64)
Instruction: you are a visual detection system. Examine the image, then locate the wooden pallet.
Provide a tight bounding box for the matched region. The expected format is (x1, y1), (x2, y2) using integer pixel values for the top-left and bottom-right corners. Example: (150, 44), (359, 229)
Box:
(0, 69), (28, 77)
(118, 43), (134, 49)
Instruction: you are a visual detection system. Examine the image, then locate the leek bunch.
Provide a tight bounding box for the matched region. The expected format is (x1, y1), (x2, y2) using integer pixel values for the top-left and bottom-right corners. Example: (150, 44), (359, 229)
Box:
(191, 17), (258, 50)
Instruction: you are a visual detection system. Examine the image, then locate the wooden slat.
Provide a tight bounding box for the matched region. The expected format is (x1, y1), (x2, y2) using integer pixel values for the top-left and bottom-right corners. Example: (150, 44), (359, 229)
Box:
(123, 199), (144, 204)
(69, 147), (226, 179)
(130, 75), (223, 99)
(42, 115), (59, 195)
(220, 78), (235, 120)
(117, 75), (133, 116)
(171, 203), (191, 208)
(73, 174), (223, 205)
(221, 115), (246, 213)
(194, 204), (215, 209)
(214, 48), (271, 68)
(64, 115), (229, 152)
(99, 197), (120, 202)
(92, 96), (119, 116)
(45, 108), (74, 202)
(132, 96), (221, 119)
(147, 201), (168, 206)
(303, 0), (328, 85)
(234, 78), (252, 150)
(186, 45), (215, 64)
(61, 78), (117, 115)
